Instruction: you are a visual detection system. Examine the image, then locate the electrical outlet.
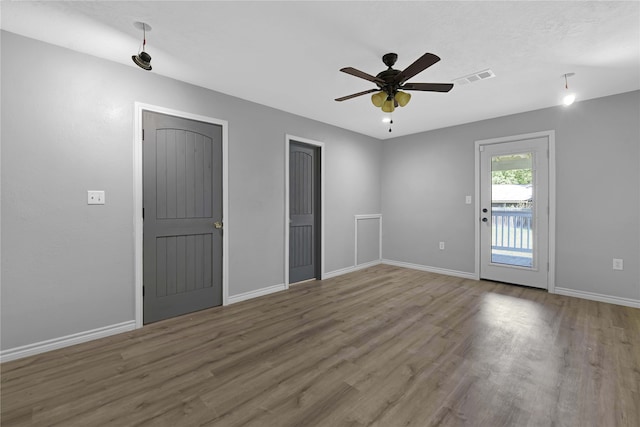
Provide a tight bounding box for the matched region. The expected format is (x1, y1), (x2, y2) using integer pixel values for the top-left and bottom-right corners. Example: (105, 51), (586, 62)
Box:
(465, 195), (472, 204)
(613, 258), (623, 270)
(439, 242), (445, 250)
(88, 190), (105, 205)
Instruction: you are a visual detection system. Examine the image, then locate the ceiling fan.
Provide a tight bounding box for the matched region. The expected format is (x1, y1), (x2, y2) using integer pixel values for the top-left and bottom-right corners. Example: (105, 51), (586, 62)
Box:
(335, 52), (454, 113)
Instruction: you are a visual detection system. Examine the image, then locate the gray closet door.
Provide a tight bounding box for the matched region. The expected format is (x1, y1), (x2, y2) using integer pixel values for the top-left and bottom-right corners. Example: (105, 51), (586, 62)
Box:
(143, 111), (222, 324)
(289, 142), (319, 283)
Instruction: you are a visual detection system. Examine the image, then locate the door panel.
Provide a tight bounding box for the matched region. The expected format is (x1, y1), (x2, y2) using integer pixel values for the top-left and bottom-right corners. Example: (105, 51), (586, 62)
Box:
(480, 137), (549, 289)
(156, 129), (213, 219)
(289, 142), (319, 283)
(143, 111), (222, 323)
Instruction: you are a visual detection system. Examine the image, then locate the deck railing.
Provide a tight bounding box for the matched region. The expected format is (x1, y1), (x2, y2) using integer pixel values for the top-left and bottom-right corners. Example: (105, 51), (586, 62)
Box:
(491, 208), (532, 253)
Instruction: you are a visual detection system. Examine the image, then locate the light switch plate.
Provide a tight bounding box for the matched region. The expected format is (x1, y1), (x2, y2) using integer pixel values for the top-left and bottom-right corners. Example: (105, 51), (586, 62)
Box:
(613, 258), (623, 270)
(88, 190), (105, 205)
(465, 195), (472, 204)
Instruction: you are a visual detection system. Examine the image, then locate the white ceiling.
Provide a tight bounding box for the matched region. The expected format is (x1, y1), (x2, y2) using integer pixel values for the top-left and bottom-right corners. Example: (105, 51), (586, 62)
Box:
(2, 1), (639, 139)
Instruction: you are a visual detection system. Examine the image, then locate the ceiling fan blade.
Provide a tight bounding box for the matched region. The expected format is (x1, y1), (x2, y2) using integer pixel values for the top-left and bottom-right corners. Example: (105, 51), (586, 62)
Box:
(394, 53), (441, 84)
(402, 82), (454, 93)
(340, 67), (385, 84)
(335, 88), (379, 102)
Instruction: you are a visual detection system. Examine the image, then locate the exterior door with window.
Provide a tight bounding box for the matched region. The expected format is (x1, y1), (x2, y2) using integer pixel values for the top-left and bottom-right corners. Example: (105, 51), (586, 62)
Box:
(480, 137), (549, 289)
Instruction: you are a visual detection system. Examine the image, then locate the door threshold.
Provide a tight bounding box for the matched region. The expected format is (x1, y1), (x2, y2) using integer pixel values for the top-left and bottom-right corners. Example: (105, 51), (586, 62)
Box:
(290, 278), (317, 286)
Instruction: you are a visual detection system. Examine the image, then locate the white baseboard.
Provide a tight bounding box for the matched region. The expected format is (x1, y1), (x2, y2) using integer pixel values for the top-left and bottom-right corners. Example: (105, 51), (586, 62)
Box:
(230, 261), (383, 303)
(382, 259), (478, 280)
(0, 320), (137, 363)
(553, 287), (640, 308)
(323, 260), (382, 279)
(228, 283), (286, 304)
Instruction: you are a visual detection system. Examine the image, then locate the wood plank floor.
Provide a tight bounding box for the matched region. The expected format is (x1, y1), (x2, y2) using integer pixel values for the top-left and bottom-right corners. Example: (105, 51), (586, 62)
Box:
(2, 265), (639, 426)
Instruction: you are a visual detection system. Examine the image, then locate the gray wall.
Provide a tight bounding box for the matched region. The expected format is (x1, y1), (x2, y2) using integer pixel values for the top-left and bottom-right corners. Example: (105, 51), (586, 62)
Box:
(1, 32), (382, 351)
(381, 90), (640, 301)
(356, 217), (381, 265)
(2, 30), (638, 354)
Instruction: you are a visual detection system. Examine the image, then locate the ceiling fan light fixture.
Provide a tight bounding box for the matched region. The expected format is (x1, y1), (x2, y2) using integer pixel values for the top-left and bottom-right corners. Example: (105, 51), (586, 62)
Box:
(371, 91), (386, 107)
(395, 91), (411, 107)
(132, 22), (152, 71)
(336, 52), (452, 123)
(382, 97), (395, 113)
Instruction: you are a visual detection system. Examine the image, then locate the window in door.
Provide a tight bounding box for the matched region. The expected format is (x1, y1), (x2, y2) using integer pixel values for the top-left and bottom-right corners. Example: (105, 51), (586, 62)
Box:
(490, 152), (534, 268)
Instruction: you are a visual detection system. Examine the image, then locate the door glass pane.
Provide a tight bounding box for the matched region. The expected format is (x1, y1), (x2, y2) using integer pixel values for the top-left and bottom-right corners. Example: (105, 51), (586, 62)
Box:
(491, 152), (534, 268)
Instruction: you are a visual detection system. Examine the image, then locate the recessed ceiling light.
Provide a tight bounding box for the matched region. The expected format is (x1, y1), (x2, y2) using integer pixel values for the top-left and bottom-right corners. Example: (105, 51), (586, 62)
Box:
(382, 117), (392, 123)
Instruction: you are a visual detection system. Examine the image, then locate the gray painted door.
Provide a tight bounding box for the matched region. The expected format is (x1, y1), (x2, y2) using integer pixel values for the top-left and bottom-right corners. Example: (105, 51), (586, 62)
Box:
(143, 111), (223, 323)
(289, 142), (319, 283)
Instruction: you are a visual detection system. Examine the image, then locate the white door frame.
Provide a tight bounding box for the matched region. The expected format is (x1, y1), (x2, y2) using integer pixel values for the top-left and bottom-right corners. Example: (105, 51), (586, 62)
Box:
(134, 102), (229, 328)
(474, 130), (556, 293)
(285, 134), (325, 288)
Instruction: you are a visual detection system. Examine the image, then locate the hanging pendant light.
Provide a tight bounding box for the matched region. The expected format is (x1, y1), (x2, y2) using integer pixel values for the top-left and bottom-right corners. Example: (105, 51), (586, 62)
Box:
(562, 73), (576, 106)
(132, 22), (152, 71)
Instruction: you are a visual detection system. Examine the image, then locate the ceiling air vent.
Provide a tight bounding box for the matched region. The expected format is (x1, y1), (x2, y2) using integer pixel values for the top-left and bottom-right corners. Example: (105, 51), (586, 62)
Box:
(453, 69), (496, 85)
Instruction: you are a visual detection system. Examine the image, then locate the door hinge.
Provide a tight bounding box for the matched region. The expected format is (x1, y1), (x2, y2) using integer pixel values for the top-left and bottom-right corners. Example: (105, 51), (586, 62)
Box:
(143, 286), (145, 297)
(142, 207), (145, 219)
(142, 129), (145, 141)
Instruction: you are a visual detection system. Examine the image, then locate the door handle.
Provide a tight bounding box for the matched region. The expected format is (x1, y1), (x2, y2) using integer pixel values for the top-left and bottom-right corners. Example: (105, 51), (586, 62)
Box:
(482, 218), (488, 222)
(214, 221), (223, 229)
(482, 208), (488, 213)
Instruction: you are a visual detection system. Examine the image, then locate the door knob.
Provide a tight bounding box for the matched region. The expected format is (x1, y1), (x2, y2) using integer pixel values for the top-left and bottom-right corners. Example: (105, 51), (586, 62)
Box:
(214, 221), (223, 229)
(482, 208), (488, 213)
(482, 218), (488, 222)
